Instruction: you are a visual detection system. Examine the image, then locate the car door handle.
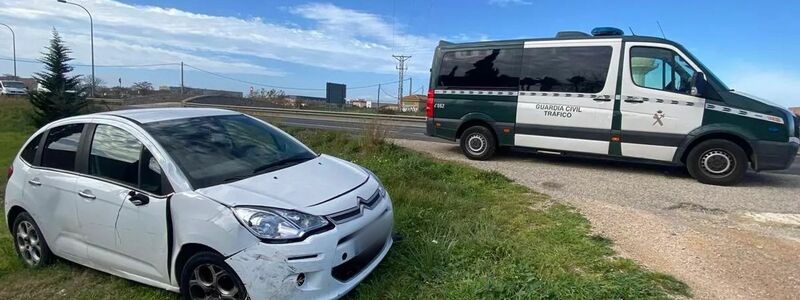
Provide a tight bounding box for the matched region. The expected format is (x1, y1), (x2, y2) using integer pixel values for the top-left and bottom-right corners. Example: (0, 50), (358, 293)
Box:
(593, 97), (611, 102)
(27, 179), (42, 186)
(78, 190), (96, 200)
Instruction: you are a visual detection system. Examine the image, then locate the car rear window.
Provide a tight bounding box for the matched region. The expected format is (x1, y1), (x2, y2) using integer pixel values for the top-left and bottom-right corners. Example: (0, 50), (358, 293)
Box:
(20, 133), (44, 165)
(41, 124), (84, 172)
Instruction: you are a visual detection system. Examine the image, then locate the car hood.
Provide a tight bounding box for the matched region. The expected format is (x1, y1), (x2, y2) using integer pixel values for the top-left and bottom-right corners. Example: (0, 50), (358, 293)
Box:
(195, 154), (369, 211)
(3, 87), (26, 92)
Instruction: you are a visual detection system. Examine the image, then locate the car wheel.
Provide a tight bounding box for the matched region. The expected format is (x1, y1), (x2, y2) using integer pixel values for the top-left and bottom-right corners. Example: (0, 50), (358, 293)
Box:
(460, 126), (497, 160)
(686, 139), (748, 186)
(180, 252), (248, 300)
(13, 212), (54, 267)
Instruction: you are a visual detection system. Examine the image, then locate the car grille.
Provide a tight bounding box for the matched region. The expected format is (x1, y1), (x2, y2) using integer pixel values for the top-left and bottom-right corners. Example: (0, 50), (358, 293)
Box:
(331, 235), (387, 282)
(327, 188), (382, 224)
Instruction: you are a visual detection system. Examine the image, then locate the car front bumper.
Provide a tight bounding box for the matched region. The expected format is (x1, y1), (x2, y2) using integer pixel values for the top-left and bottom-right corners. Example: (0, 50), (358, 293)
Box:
(753, 138), (799, 171)
(225, 196), (394, 300)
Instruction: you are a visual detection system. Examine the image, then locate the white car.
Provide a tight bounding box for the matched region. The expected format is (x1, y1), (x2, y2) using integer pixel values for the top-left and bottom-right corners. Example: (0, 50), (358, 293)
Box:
(0, 80), (28, 96)
(4, 108), (394, 299)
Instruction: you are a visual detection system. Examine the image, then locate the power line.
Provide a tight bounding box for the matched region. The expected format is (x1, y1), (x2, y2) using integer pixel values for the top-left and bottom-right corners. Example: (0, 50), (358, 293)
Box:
(0, 57), (178, 68)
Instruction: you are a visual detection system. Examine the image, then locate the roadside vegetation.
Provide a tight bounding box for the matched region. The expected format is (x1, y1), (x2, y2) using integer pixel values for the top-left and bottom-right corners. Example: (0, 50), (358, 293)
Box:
(0, 98), (688, 299)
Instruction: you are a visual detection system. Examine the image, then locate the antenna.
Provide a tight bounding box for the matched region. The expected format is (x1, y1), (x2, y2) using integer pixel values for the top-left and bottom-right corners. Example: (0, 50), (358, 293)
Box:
(656, 21), (666, 38)
(628, 26), (636, 36)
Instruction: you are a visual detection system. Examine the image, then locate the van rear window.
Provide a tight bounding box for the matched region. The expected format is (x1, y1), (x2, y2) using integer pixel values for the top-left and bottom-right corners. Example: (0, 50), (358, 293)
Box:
(437, 48), (522, 90)
(520, 46), (612, 93)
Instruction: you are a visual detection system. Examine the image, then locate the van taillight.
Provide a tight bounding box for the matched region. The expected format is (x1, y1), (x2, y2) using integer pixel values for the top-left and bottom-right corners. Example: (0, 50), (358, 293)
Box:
(426, 89), (434, 118)
(7, 165), (12, 180)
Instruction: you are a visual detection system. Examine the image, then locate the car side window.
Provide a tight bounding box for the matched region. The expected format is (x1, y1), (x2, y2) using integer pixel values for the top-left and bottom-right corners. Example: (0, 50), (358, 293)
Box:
(89, 125), (143, 188)
(41, 124), (85, 172)
(630, 46), (696, 95)
(20, 133), (44, 165)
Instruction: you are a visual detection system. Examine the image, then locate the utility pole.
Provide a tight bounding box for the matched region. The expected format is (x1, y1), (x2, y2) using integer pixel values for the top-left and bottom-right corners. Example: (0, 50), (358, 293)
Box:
(376, 84), (381, 112)
(180, 61), (184, 95)
(58, 0), (95, 97)
(0, 23), (15, 78)
(409, 77), (412, 96)
(393, 55), (411, 109)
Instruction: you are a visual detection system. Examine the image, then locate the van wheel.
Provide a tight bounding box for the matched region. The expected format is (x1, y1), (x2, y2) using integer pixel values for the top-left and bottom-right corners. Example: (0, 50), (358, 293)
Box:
(460, 126), (496, 160)
(180, 252), (248, 300)
(13, 212), (54, 267)
(686, 139), (748, 186)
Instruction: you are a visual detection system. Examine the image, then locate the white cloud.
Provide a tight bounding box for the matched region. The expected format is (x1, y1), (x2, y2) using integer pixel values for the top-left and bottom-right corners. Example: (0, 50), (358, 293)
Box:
(488, 0), (532, 6)
(0, 0), (440, 77)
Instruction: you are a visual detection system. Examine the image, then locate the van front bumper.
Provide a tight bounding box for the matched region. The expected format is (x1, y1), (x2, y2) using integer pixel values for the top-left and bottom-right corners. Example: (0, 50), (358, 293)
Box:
(225, 197), (393, 300)
(753, 138), (799, 171)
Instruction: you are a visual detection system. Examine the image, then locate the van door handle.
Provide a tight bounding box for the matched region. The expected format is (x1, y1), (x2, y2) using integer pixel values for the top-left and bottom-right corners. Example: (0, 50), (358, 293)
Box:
(78, 190), (96, 200)
(27, 179), (41, 186)
(593, 97), (611, 102)
(624, 99), (644, 103)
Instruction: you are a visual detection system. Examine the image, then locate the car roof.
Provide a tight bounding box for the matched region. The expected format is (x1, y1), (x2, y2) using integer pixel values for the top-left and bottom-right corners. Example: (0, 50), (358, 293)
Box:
(95, 107), (240, 124)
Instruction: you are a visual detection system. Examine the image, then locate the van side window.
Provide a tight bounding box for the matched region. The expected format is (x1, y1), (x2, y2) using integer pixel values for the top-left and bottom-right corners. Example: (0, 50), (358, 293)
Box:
(89, 125), (143, 187)
(20, 133), (44, 165)
(41, 124), (85, 172)
(520, 46), (613, 93)
(437, 48), (522, 90)
(630, 47), (696, 95)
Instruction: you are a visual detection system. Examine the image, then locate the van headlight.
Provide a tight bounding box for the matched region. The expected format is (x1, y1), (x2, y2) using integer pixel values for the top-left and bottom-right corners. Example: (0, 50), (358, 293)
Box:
(232, 207), (330, 242)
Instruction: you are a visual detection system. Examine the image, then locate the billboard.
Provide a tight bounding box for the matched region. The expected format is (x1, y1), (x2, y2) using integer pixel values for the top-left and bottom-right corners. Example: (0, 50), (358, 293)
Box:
(326, 82), (346, 105)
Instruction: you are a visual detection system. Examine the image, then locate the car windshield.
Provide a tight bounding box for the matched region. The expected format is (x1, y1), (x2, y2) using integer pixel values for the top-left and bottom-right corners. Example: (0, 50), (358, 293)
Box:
(3, 82), (26, 89)
(143, 114), (317, 189)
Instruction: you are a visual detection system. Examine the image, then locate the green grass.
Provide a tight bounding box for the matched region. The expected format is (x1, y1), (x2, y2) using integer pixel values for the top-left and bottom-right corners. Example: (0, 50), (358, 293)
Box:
(0, 98), (689, 299)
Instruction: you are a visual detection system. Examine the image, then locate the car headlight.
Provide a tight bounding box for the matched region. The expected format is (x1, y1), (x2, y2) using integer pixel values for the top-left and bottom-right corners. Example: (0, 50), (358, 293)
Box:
(232, 207), (330, 241)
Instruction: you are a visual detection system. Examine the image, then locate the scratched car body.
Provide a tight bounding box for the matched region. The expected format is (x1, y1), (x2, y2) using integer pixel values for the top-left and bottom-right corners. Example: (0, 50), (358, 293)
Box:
(4, 108), (394, 299)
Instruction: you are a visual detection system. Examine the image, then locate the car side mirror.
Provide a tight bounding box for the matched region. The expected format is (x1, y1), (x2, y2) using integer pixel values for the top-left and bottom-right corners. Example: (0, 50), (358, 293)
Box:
(690, 72), (708, 97)
(128, 191), (150, 206)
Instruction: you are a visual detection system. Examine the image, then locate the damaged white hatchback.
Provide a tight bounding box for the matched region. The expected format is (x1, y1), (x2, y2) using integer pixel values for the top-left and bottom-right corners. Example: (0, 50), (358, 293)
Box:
(4, 108), (394, 299)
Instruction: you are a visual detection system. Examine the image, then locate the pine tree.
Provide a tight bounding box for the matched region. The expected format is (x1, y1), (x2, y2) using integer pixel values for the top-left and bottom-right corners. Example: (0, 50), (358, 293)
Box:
(28, 29), (88, 127)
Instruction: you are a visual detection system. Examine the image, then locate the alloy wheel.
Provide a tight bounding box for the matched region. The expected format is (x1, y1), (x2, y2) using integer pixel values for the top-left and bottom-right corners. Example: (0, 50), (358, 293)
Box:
(16, 220), (42, 266)
(188, 263), (245, 300)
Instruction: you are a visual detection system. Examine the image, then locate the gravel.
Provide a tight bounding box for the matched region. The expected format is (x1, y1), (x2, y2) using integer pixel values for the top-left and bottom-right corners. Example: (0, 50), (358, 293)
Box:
(392, 139), (800, 300)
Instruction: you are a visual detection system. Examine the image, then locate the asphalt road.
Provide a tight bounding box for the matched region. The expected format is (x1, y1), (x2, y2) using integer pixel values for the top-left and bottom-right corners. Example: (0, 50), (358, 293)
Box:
(275, 115), (800, 176)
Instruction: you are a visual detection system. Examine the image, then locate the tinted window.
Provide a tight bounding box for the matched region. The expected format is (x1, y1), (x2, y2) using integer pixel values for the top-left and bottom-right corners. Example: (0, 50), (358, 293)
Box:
(41, 124), (84, 171)
(20, 133), (44, 164)
(437, 48), (522, 90)
(143, 115), (317, 189)
(89, 125), (142, 187)
(630, 47), (696, 95)
(139, 148), (164, 194)
(520, 46), (613, 93)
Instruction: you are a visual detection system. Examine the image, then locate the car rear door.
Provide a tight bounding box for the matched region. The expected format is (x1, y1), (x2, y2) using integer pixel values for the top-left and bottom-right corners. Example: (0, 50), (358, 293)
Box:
(515, 39), (622, 154)
(24, 123), (89, 264)
(74, 121), (171, 282)
(619, 43), (705, 161)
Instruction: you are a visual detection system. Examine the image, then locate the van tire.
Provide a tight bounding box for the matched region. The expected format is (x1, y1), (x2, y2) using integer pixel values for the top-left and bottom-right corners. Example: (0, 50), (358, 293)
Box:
(12, 212), (55, 268)
(460, 126), (496, 160)
(180, 252), (248, 300)
(686, 139), (748, 186)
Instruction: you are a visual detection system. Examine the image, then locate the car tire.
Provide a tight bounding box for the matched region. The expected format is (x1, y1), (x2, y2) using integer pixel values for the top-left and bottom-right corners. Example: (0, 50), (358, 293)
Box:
(460, 125), (496, 160)
(686, 139), (748, 186)
(180, 251), (248, 300)
(12, 212), (54, 268)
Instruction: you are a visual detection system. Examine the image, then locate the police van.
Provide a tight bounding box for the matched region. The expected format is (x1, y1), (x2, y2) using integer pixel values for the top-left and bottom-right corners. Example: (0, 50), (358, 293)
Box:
(425, 27), (799, 185)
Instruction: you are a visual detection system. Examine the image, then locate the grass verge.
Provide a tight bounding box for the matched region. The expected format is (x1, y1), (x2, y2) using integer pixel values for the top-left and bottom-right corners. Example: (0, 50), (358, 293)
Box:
(0, 99), (689, 299)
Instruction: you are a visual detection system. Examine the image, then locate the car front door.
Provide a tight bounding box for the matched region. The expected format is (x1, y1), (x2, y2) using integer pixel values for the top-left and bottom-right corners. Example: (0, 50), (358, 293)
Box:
(75, 122), (170, 282)
(619, 43), (705, 161)
(515, 39), (621, 154)
(22, 124), (89, 264)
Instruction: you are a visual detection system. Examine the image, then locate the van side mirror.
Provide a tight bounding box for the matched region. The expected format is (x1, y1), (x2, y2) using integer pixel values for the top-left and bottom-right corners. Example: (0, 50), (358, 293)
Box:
(690, 72), (708, 97)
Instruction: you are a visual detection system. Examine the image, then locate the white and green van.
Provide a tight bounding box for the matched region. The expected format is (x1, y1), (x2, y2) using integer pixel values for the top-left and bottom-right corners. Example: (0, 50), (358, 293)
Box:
(425, 27), (799, 185)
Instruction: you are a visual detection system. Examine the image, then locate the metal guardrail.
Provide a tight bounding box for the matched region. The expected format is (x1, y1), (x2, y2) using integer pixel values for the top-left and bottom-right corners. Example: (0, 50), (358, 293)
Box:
(182, 100), (426, 123)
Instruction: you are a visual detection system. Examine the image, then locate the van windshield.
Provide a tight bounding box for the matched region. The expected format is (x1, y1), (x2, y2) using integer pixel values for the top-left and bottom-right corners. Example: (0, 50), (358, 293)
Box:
(143, 114), (317, 189)
(2, 82), (26, 89)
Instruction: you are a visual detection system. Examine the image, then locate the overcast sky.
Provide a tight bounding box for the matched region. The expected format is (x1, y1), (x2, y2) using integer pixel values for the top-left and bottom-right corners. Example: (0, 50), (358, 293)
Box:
(0, 0), (798, 106)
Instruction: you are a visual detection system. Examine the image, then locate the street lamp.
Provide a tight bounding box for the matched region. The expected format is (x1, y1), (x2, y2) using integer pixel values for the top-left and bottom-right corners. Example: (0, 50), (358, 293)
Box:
(0, 23), (15, 78)
(58, 0), (94, 97)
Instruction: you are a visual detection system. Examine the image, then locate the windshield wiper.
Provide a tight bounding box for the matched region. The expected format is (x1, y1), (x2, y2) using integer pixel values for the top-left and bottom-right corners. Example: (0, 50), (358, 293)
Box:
(252, 155), (315, 175)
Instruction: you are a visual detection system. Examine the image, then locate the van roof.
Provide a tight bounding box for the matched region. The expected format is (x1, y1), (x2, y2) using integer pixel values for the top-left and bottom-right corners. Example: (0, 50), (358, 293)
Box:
(437, 35), (680, 49)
